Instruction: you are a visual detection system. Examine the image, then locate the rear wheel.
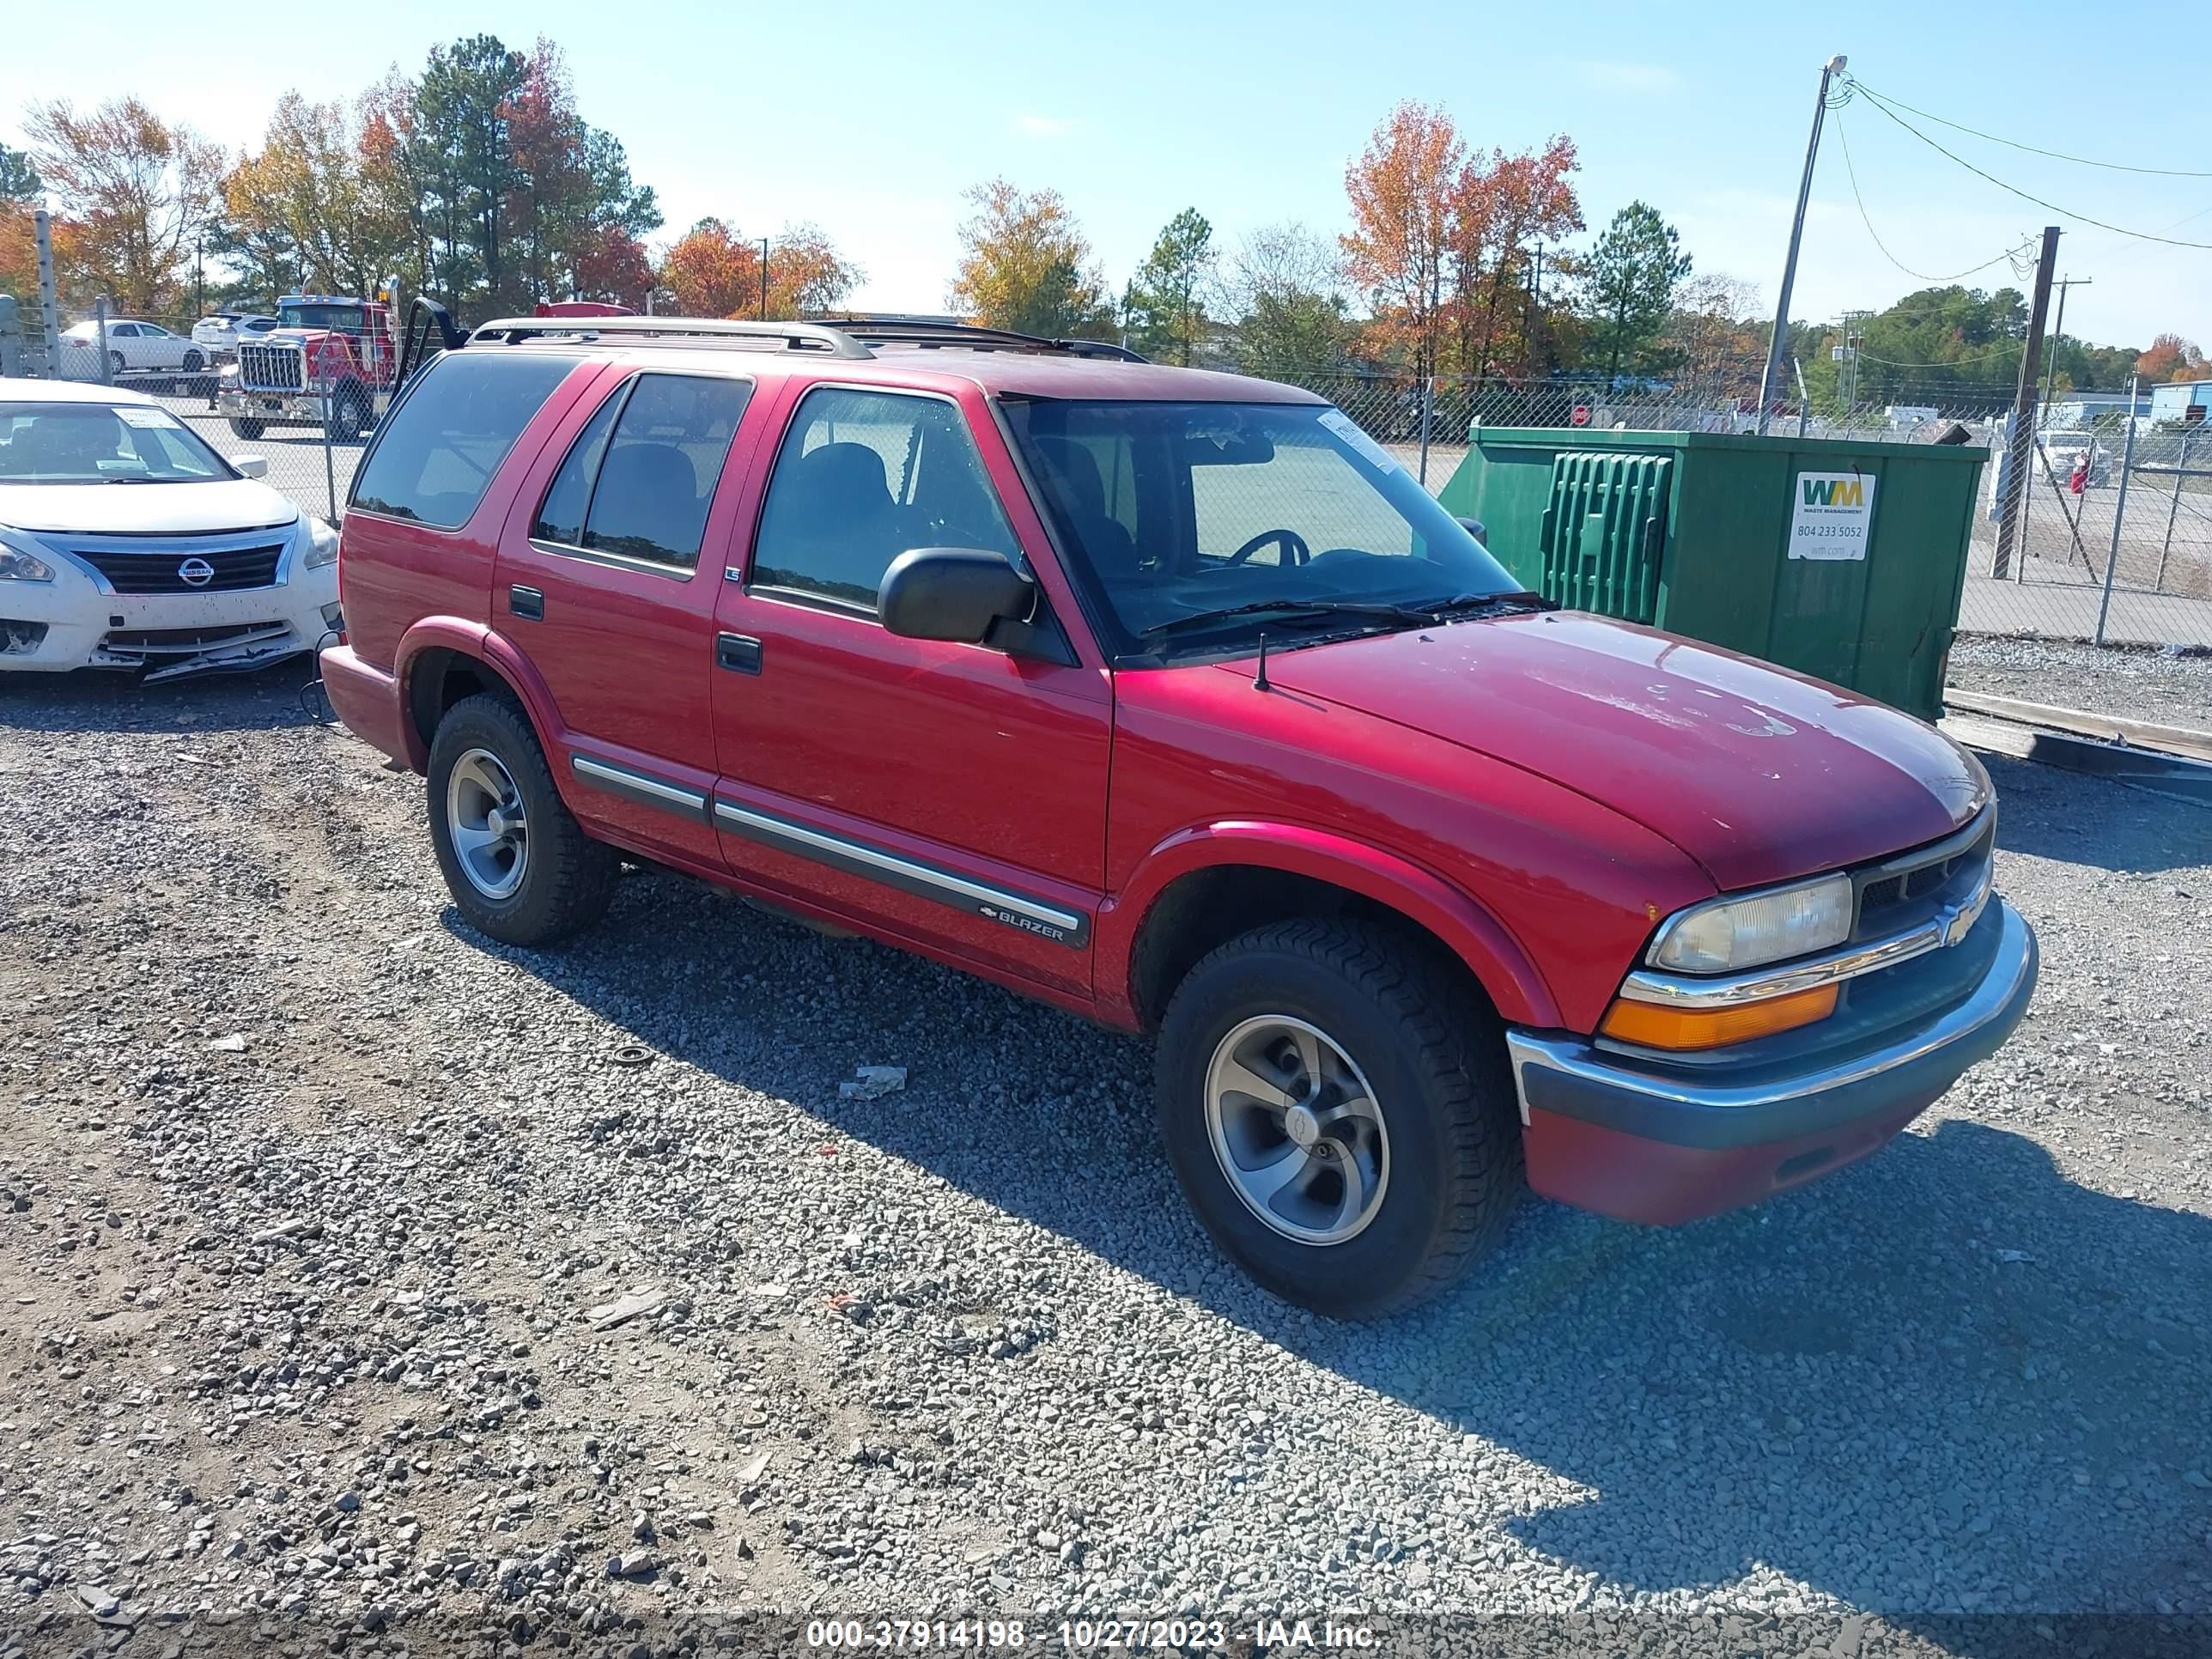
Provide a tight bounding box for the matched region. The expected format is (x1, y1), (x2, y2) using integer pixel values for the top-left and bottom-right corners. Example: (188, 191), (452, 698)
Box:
(427, 693), (616, 945)
(1156, 919), (1523, 1318)
(107, 350), (125, 377)
(181, 349), (204, 373)
(228, 418), (265, 441)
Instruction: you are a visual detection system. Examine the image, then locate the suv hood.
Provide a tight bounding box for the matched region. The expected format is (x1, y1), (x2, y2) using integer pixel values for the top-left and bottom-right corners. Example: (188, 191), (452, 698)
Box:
(0, 479), (298, 537)
(1251, 611), (1986, 889)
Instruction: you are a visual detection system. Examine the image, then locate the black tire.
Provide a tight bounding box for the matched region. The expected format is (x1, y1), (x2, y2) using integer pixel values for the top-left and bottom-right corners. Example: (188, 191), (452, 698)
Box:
(181, 349), (204, 372)
(107, 350), (125, 377)
(328, 384), (366, 443)
(426, 692), (616, 946)
(1155, 919), (1522, 1319)
(228, 418), (265, 441)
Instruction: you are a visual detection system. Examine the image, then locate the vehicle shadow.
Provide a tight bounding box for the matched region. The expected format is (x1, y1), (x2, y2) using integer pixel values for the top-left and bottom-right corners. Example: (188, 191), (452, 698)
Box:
(1972, 750), (2210, 874)
(0, 658), (325, 735)
(460, 871), (2209, 1631)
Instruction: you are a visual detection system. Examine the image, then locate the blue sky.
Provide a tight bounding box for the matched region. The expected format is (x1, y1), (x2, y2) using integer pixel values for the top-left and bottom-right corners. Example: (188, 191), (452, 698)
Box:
(4, 0), (2204, 348)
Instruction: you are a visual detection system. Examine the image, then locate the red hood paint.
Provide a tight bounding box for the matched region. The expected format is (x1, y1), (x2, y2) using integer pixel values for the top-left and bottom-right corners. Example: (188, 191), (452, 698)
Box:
(1250, 611), (1987, 890)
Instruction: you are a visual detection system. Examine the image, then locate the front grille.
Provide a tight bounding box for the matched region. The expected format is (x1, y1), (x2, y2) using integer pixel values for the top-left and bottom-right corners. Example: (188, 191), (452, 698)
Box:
(1851, 812), (1995, 942)
(74, 543), (286, 594)
(239, 343), (303, 390)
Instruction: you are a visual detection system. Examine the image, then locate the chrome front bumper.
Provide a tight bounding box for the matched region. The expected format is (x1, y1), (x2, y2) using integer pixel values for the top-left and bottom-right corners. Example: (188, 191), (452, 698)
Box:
(1507, 900), (2038, 1150)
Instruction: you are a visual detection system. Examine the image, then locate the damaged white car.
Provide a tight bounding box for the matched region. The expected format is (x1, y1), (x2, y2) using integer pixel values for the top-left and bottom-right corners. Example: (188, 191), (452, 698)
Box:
(0, 379), (340, 683)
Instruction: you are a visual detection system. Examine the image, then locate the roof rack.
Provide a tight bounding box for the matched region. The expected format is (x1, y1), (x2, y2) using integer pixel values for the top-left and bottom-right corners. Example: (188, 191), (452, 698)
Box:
(827, 316), (1149, 363)
(467, 315), (873, 359)
(464, 313), (1150, 365)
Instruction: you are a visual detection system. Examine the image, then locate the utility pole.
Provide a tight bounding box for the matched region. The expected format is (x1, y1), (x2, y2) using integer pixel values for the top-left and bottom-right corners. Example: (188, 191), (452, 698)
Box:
(1527, 246), (1546, 376)
(1757, 54), (1847, 436)
(758, 238), (770, 321)
(2040, 275), (2090, 412)
(1992, 226), (2062, 580)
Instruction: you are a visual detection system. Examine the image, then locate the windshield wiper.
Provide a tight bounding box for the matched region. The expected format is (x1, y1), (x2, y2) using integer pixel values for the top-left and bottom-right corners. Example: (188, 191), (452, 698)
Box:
(101, 476), (180, 484)
(1141, 598), (1442, 638)
(1417, 590), (1553, 617)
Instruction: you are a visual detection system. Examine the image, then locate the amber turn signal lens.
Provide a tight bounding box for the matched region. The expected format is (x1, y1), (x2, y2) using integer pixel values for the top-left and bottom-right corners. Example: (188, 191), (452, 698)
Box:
(1599, 982), (1838, 1051)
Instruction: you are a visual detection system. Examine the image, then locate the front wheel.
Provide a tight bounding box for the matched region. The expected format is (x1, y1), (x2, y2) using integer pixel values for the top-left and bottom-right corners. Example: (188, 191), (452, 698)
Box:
(427, 693), (616, 945)
(1156, 919), (1523, 1318)
(181, 349), (204, 373)
(228, 417), (265, 441)
(327, 385), (366, 443)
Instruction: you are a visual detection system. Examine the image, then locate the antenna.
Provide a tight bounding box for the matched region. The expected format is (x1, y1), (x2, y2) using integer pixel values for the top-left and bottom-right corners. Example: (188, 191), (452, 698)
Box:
(1254, 633), (1272, 692)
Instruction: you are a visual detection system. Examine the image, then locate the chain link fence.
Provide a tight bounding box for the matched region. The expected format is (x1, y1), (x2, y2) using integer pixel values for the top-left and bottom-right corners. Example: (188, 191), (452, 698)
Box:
(1285, 366), (2212, 669)
(9, 303), (2209, 692)
(29, 306), (365, 525)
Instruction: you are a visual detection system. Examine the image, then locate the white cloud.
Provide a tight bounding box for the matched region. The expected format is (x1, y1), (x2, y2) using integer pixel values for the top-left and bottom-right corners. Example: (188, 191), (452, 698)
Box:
(1574, 60), (1682, 95)
(1013, 113), (1076, 138)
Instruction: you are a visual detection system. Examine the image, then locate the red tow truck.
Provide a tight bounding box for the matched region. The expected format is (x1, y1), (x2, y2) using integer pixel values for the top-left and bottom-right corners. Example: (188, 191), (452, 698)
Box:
(217, 290), (400, 443)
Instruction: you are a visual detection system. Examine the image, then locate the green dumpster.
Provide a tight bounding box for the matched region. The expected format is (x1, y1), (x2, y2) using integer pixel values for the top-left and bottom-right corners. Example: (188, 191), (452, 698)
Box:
(1437, 428), (1989, 723)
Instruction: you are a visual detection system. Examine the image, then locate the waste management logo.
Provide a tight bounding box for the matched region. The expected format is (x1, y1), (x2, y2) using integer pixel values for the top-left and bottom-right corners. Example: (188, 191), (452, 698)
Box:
(1790, 471), (1876, 561)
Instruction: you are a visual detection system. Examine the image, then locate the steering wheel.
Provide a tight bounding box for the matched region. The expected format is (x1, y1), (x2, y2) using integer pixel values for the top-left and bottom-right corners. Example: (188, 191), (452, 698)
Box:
(1226, 527), (1312, 568)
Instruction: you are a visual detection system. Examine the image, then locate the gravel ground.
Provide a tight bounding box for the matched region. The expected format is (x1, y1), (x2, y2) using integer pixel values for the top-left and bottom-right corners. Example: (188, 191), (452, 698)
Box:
(2, 665), (2209, 1658)
(1948, 635), (2212, 733)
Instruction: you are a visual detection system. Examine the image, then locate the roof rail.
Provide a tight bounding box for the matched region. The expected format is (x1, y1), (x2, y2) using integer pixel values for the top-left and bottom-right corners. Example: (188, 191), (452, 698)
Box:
(466, 315), (874, 359)
(823, 316), (1149, 363)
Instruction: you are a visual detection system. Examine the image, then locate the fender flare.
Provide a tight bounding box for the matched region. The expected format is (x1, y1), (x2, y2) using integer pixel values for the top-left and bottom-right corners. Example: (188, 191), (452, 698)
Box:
(1099, 820), (1560, 1030)
(392, 617), (568, 778)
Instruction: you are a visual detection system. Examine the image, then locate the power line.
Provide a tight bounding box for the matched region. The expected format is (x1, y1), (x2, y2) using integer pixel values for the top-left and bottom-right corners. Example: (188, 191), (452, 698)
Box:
(1847, 79), (2212, 179)
(1834, 118), (2033, 283)
(1856, 342), (2025, 368)
(1847, 82), (2212, 249)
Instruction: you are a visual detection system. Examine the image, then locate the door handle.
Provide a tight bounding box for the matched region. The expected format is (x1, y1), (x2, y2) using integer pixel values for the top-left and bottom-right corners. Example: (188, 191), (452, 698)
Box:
(509, 585), (544, 621)
(716, 633), (763, 674)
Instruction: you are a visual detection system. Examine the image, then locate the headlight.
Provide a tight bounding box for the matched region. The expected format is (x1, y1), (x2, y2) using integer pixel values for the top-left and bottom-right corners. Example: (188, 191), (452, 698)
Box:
(0, 530), (57, 583)
(220, 363), (240, 380)
(302, 515), (340, 568)
(1649, 873), (1853, 974)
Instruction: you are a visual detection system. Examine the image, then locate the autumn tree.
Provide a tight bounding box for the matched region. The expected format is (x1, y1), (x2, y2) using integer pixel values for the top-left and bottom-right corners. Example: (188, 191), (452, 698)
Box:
(221, 93), (414, 303)
(23, 97), (222, 312)
(659, 218), (860, 319)
(1341, 101), (1465, 379)
(949, 178), (1112, 339)
(1221, 222), (1352, 374)
(2136, 333), (2207, 382)
(501, 42), (659, 309)
(1447, 136), (1581, 376)
(660, 218), (753, 317)
(1123, 208), (1214, 365)
(1578, 200), (1692, 381)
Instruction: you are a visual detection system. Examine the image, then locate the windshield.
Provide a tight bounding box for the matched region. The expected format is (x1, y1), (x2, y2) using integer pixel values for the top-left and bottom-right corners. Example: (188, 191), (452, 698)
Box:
(279, 304), (366, 331)
(1004, 399), (1517, 659)
(0, 403), (237, 485)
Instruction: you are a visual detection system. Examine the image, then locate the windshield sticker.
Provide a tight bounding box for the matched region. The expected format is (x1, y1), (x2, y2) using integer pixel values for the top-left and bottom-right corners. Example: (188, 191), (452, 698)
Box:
(114, 405), (183, 430)
(1318, 408), (1399, 473)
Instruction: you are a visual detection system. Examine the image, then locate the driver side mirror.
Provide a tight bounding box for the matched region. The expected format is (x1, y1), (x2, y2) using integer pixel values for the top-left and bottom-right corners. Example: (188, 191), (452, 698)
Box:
(878, 547), (1034, 645)
(1455, 515), (1487, 546)
(231, 454), (269, 479)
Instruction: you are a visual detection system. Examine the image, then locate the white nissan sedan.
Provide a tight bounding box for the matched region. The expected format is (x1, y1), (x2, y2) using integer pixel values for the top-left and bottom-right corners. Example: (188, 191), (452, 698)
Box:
(0, 380), (340, 681)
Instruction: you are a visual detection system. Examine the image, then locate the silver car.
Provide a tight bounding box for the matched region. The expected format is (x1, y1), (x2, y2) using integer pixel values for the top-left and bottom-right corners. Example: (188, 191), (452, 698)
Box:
(191, 312), (281, 364)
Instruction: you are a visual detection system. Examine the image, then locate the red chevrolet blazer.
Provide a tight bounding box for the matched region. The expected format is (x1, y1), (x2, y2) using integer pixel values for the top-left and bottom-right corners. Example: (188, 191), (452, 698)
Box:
(319, 315), (2037, 1317)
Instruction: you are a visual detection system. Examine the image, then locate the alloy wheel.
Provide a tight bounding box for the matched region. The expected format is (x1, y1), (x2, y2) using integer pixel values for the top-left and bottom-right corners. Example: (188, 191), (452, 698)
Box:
(446, 747), (529, 900)
(1204, 1015), (1390, 1246)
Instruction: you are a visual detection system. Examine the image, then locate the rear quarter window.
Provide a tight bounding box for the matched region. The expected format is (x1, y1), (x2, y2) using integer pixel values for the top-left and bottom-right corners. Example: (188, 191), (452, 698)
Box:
(350, 351), (581, 529)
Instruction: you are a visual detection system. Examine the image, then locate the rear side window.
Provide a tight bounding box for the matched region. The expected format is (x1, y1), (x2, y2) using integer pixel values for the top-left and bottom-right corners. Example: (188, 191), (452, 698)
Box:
(350, 351), (580, 529)
(548, 374), (751, 571)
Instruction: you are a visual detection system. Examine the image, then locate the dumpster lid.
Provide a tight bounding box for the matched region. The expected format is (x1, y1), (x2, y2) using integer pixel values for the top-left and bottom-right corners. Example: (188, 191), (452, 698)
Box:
(1467, 426), (1990, 462)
